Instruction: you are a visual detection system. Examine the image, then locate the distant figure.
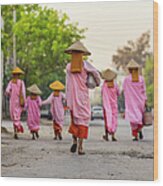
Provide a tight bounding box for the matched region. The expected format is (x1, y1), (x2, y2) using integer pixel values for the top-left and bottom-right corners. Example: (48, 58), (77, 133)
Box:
(25, 84), (42, 140)
(101, 67), (120, 141)
(42, 81), (65, 140)
(65, 41), (100, 155)
(122, 59), (147, 141)
(5, 67), (26, 139)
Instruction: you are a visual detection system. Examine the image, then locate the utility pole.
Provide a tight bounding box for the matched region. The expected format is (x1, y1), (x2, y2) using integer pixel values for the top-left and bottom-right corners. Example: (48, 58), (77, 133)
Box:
(13, 7), (16, 68)
(1, 14), (7, 117)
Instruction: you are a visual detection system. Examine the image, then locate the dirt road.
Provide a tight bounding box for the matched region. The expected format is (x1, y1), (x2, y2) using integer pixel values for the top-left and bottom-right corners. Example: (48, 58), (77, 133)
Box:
(1, 118), (154, 180)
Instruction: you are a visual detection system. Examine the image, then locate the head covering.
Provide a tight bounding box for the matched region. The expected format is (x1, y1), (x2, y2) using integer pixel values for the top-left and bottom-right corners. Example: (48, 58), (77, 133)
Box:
(49, 81), (65, 90)
(12, 67), (25, 74)
(126, 59), (140, 69)
(27, 84), (42, 95)
(65, 41), (91, 56)
(101, 66), (117, 81)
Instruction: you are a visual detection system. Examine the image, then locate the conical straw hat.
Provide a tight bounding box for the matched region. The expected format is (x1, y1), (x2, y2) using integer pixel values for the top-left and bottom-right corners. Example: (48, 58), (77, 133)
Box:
(49, 81), (65, 90)
(101, 67), (117, 81)
(12, 67), (25, 74)
(27, 84), (42, 95)
(65, 41), (91, 56)
(126, 59), (140, 69)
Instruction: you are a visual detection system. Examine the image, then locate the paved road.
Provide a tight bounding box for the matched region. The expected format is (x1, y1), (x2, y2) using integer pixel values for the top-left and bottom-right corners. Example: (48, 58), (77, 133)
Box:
(1, 117), (154, 180)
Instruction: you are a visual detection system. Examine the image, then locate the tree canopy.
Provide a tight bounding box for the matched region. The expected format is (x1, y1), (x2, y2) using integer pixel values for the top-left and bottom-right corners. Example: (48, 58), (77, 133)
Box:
(2, 4), (86, 98)
(112, 31), (151, 71)
(144, 55), (154, 107)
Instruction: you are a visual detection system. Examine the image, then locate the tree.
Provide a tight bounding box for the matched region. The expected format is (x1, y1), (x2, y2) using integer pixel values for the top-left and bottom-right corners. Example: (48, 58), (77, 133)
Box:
(144, 55), (154, 107)
(2, 5), (40, 117)
(112, 31), (151, 70)
(1, 4), (86, 117)
(2, 5), (86, 98)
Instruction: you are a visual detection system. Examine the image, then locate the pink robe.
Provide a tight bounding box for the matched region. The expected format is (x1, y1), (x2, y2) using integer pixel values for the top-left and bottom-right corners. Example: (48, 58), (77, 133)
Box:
(66, 61), (100, 127)
(5, 79), (26, 132)
(123, 75), (147, 126)
(102, 81), (120, 134)
(25, 96), (42, 132)
(42, 92), (65, 127)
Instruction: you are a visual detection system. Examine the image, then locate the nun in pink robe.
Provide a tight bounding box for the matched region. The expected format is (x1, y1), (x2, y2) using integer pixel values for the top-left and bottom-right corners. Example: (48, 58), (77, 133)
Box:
(25, 96), (42, 134)
(42, 92), (65, 139)
(5, 79), (26, 134)
(102, 80), (120, 140)
(123, 74), (147, 139)
(66, 61), (100, 139)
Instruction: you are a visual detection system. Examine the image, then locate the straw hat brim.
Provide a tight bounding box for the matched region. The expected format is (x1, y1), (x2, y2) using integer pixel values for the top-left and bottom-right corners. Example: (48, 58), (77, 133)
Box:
(49, 81), (65, 91)
(12, 72), (25, 75)
(12, 67), (25, 74)
(101, 69), (117, 81)
(126, 59), (140, 69)
(49, 85), (65, 90)
(65, 41), (91, 56)
(65, 49), (91, 56)
(27, 85), (42, 95)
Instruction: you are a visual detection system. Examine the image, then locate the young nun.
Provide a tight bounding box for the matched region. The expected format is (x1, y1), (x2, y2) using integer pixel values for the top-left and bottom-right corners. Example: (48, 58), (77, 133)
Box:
(25, 84), (42, 140)
(42, 81), (65, 140)
(101, 67), (120, 141)
(5, 67), (26, 139)
(122, 59), (147, 141)
(65, 41), (100, 155)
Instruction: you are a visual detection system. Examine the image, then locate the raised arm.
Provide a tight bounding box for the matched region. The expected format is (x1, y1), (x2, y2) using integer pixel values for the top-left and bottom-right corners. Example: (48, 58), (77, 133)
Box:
(84, 61), (101, 86)
(37, 96), (42, 107)
(42, 93), (53, 105)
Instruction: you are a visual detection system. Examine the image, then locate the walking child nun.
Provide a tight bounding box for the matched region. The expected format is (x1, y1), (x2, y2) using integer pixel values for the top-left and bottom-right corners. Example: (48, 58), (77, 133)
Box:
(42, 81), (65, 140)
(25, 84), (42, 140)
(101, 67), (120, 141)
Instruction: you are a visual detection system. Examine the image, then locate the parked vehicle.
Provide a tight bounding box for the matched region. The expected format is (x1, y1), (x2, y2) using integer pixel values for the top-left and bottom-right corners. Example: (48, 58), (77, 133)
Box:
(48, 110), (52, 120)
(91, 106), (103, 120)
(40, 109), (49, 118)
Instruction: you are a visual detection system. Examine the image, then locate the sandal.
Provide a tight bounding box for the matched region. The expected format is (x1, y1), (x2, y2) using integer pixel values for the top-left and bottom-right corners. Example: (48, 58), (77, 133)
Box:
(32, 136), (35, 140)
(35, 132), (39, 139)
(132, 137), (138, 141)
(59, 134), (63, 140)
(78, 151), (86, 155)
(103, 135), (109, 141)
(70, 143), (77, 153)
(14, 134), (18, 140)
(112, 137), (117, 142)
(139, 131), (143, 140)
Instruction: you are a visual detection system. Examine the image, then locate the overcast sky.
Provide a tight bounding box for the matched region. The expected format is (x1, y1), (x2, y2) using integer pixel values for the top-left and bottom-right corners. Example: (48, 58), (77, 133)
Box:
(42, 0), (153, 70)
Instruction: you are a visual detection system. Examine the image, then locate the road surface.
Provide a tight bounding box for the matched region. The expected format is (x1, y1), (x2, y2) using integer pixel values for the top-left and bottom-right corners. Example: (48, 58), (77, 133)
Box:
(1, 117), (154, 180)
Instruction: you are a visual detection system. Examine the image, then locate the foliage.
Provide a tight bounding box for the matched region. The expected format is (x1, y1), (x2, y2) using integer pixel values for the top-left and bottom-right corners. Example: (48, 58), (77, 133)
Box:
(112, 31), (151, 70)
(1, 5), (86, 98)
(144, 55), (154, 107)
